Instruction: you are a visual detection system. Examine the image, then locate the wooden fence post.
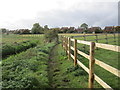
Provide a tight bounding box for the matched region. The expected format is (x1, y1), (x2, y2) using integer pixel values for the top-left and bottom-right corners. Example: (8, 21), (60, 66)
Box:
(74, 39), (77, 67)
(71, 36), (74, 47)
(61, 36), (63, 47)
(83, 35), (86, 51)
(65, 37), (67, 55)
(68, 37), (71, 60)
(63, 36), (65, 50)
(95, 34), (98, 50)
(66, 37), (68, 55)
(95, 34), (98, 43)
(113, 33), (116, 44)
(105, 34), (108, 44)
(89, 42), (95, 88)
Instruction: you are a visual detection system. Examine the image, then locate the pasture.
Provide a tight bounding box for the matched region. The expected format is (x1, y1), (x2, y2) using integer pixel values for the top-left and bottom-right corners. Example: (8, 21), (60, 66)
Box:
(61, 33), (119, 88)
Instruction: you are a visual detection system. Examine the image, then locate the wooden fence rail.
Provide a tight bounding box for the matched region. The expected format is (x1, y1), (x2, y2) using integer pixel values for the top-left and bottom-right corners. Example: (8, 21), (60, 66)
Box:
(72, 33), (118, 51)
(61, 36), (120, 89)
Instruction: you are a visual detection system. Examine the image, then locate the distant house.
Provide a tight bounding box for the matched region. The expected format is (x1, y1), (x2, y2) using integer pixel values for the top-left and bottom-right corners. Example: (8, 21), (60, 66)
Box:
(75, 28), (84, 33)
(69, 27), (75, 31)
(104, 26), (115, 33)
(8, 30), (14, 34)
(88, 27), (102, 33)
(60, 27), (69, 33)
(60, 27), (69, 30)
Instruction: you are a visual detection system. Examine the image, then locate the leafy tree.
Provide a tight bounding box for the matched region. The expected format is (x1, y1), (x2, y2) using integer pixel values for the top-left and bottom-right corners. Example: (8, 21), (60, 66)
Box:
(95, 29), (102, 33)
(50, 28), (61, 33)
(0, 28), (7, 33)
(115, 26), (120, 33)
(14, 30), (20, 34)
(61, 27), (69, 33)
(80, 23), (88, 29)
(20, 29), (30, 34)
(44, 25), (49, 30)
(80, 23), (88, 32)
(31, 23), (43, 34)
(44, 30), (58, 43)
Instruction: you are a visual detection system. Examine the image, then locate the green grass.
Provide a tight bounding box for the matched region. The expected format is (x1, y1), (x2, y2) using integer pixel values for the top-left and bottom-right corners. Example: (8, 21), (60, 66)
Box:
(1, 34), (43, 45)
(48, 44), (102, 88)
(60, 33), (119, 88)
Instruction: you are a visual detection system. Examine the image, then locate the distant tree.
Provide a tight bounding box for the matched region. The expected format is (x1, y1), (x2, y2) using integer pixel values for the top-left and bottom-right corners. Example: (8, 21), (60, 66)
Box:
(80, 23), (88, 32)
(51, 28), (61, 33)
(115, 26), (120, 33)
(80, 23), (88, 30)
(95, 29), (102, 33)
(31, 23), (43, 34)
(14, 30), (20, 34)
(66, 27), (75, 33)
(61, 27), (69, 33)
(44, 25), (49, 30)
(20, 29), (30, 34)
(44, 30), (58, 43)
(0, 28), (7, 33)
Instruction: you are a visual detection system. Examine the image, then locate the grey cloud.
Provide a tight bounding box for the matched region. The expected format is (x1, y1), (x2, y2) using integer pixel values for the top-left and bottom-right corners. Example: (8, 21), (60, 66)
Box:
(34, 2), (118, 28)
(12, 2), (118, 30)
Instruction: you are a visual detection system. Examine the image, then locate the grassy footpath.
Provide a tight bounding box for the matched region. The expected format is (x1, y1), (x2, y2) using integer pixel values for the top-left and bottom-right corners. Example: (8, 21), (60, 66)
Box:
(48, 44), (101, 88)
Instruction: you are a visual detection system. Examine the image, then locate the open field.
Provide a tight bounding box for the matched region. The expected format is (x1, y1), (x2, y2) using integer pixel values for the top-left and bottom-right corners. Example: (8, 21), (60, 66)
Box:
(60, 33), (119, 45)
(1, 33), (119, 89)
(61, 34), (119, 88)
(1, 34), (43, 45)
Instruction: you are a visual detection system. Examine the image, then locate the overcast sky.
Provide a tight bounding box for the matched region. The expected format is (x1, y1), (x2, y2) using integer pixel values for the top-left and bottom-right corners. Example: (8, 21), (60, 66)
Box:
(0, 0), (119, 30)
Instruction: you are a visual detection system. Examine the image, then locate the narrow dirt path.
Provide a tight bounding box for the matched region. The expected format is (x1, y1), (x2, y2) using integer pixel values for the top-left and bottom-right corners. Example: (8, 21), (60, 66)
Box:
(48, 44), (59, 88)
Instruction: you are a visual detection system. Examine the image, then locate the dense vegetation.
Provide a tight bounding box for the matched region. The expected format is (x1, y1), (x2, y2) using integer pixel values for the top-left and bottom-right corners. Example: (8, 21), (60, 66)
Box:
(2, 43), (55, 88)
(44, 30), (59, 43)
(2, 40), (38, 58)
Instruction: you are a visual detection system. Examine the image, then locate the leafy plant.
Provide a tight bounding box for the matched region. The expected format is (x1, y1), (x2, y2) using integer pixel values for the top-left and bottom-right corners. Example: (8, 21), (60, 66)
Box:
(2, 40), (38, 58)
(2, 43), (55, 88)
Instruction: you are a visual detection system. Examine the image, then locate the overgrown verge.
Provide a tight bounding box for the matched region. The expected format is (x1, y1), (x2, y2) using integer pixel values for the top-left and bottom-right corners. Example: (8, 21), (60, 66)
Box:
(2, 40), (38, 58)
(2, 42), (55, 88)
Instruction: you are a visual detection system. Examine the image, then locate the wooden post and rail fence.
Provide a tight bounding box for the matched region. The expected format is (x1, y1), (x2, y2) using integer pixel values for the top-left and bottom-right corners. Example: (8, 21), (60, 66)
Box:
(61, 35), (120, 89)
(72, 33), (118, 51)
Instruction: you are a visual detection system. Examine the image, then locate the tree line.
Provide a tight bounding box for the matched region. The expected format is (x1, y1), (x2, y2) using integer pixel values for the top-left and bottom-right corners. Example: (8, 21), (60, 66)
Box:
(1, 23), (120, 34)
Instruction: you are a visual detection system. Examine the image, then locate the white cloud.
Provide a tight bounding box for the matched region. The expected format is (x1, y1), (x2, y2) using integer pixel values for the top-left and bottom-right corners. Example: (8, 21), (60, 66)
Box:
(0, 0), (119, 30)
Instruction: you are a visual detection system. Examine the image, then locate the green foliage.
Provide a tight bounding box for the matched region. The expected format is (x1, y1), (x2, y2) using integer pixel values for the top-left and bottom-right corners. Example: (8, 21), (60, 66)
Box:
(80, 23), (88, 30)
(2, 43), (55, 88)
(2, 40), (38, 58)
(31, 23), (44, 34)
(44, 25), (49, 31)
(95, 29), (103, 33)
(0, 28), (8, 33)
(44, 30), (59, 43)
(14, 29), (30, 34)
(115, 26), (120, 33)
